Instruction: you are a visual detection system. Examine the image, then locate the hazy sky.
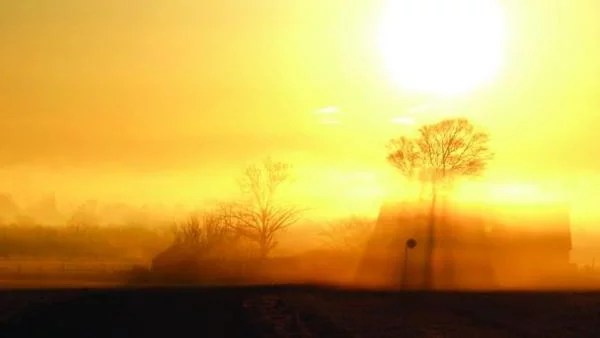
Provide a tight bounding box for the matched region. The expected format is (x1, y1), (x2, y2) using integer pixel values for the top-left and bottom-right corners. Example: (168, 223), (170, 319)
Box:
(0, 0), (599, 208)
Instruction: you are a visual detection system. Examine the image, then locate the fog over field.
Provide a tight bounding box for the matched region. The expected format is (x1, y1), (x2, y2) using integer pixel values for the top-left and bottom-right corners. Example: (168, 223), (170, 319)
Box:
(0, 0), (599, 292)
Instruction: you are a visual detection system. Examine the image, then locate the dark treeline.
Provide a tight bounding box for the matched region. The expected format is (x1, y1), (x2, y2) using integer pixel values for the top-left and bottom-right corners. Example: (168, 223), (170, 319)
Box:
(0, 224), (170, 261)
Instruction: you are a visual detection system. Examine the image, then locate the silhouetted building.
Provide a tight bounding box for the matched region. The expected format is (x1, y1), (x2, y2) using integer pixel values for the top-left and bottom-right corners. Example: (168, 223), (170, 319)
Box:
(0, 193), (21, 224)
(358, 196), (572, 290)
(356, 199), (428, 288)
(486, 202), (572, 288)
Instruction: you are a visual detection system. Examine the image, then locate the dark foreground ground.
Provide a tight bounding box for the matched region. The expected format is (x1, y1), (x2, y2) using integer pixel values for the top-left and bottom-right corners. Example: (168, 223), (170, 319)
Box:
(1, 285), (600, 337)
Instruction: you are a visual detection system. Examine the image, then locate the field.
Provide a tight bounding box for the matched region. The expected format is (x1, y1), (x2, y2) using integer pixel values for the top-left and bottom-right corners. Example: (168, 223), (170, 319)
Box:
(1, 285), (600, 337)
(0, 258), (145, 286)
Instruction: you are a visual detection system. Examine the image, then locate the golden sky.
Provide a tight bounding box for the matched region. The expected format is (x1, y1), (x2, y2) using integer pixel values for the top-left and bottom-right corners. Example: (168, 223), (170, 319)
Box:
(0, 0), (599, 218)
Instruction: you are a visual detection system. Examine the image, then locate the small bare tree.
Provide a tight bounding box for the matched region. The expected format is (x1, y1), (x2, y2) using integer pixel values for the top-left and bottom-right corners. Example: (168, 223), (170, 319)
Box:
(227, 157), (304, 259)
(153, 210), (236, 277)
(319, 216), (375, 253)
(387, 117), (493, 288)
(172, 211), (233, 256)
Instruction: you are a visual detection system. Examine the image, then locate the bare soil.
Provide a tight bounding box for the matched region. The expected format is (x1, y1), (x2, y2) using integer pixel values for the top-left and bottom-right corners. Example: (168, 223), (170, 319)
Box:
(1, 285), (599, 337)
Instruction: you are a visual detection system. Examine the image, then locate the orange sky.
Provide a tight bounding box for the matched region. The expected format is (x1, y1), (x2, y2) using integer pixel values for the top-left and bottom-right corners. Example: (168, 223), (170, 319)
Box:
(0, 0), (599, 225)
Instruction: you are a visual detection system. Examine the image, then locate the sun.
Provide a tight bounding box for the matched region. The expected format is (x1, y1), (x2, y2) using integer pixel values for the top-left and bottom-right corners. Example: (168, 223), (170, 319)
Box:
(378, 0), (507, 97)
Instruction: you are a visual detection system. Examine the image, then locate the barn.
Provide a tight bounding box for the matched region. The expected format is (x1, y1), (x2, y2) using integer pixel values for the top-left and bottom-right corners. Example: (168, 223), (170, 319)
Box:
(356, 195), (573, 290)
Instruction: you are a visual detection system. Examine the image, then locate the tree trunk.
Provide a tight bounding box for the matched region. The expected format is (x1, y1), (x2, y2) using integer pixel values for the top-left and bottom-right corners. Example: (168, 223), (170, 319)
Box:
(439, 192), (455, 289)
(423, 180), (437, 289)
(258, 242), (269, 260)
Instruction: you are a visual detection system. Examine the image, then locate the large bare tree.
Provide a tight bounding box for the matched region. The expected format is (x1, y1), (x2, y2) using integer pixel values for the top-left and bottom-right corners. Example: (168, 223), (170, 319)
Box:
(226, 157), (304, 259)
(387, 118), (493, 288)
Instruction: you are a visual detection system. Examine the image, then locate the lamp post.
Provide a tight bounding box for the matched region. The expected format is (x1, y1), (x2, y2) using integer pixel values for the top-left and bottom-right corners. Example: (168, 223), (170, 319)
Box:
(402, 238), (417, 289)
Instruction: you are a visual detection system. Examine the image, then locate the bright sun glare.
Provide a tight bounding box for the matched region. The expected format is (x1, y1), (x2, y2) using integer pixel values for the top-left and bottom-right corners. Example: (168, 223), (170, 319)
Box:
(378, 0), (507, 96)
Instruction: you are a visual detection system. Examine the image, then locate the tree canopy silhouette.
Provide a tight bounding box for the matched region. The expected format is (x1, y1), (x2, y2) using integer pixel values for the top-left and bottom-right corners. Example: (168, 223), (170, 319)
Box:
(387, 118), (492, 185)
(386, 117), (493, 288)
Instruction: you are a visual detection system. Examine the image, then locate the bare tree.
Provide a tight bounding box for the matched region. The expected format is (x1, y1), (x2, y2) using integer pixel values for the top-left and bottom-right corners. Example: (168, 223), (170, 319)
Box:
(173, 212), (232, 254)
(152, 210), (237, 278)
(319, 216), (375, 253)
(388, 118), (492, 185)
(226, 157), (304, 259)
(387, 118), (492, 288)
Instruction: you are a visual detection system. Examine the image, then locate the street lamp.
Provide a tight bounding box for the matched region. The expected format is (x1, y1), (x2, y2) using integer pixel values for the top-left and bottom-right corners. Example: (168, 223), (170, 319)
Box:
(402, 238), (417, 289)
